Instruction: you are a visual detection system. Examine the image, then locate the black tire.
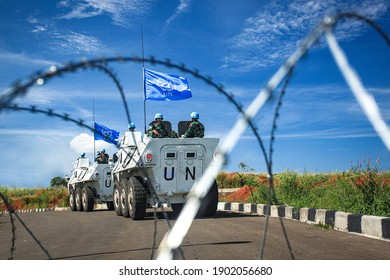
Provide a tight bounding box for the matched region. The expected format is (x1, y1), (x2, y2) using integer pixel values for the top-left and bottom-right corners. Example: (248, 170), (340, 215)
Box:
(106, 201), (114, 210)
(127, 176), (147, 220)
(170, 203), (184, 219)
(69, 187), (76, 211)
(113, 183), (122, 216)
(75, 188), (83, 212)
(197, 180), (218, 218)
(82, 187), (94, 212)
(120, 179), (130, 218)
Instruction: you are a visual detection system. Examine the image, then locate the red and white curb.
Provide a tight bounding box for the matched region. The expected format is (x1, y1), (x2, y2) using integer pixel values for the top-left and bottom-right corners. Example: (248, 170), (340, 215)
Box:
(218, 202), (390, 241)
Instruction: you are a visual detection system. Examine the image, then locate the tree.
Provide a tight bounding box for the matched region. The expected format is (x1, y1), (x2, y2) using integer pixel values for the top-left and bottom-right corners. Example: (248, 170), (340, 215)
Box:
(50, 176), (67, 187)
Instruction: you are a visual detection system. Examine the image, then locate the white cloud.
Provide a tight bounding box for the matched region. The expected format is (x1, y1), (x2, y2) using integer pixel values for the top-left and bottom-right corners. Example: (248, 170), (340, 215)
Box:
(70, 133), (94, 153)
(224, 0), (389, 71)
(20, 87), (62, 106)
(51, 31), (107, 55)
(59, 0), (152, 27)
(8, 87), (95, 121)
(26, 14), (52, 33)
(0, 50), (58, 67)
(70, 133), (113, 154)
(164, 0), (191, 28)
(32, 25), (48, 33)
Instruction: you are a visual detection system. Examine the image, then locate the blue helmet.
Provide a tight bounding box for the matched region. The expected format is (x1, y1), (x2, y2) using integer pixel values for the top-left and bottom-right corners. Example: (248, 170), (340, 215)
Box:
(154, 113), (163, 120)
(102, 149), (106, 153)
(190, 112), (199, 119)
(80, 152), (85, 157)
(128, 122), (136, 129)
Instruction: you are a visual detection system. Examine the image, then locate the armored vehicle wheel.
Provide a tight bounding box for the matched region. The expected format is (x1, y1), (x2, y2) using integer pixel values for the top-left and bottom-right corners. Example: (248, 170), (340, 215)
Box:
(120, 179), (130, 218)
(197, 180), (218, 218)
(127, 176), (147, 220)
(113, 183), (122, 216)
(170, 203), (184, 219)
(82, 187), (94, 212)
(69, 188), (76, 211)
(106, 201), (114, 210)
(75, 188), (83, 212)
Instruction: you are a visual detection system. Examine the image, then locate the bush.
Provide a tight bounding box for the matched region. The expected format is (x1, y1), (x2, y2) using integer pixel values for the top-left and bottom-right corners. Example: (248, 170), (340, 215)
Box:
(0, 186), (69, 211)
(50, 176), (67, 187)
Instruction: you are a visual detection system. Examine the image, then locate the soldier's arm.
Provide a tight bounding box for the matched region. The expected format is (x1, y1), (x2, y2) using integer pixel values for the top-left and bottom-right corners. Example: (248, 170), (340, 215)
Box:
(183, 123), (194, 138)
(146, 125), (155, 136)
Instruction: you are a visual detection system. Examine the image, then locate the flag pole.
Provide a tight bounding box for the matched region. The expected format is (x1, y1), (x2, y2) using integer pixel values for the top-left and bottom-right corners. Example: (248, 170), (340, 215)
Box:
(142, 25), (147, 134)
(93, 98), (96, 160)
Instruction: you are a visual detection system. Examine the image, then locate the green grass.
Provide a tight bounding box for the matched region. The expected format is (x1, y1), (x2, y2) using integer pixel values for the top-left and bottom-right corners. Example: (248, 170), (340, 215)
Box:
(2, 159), (390, 217)
(0, 186), (69, 211)
(217, 169), (390, 217)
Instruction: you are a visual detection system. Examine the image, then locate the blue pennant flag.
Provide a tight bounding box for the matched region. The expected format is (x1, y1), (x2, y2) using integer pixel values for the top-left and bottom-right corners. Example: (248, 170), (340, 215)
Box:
(144, 68), (192, 101)
(94, 122), (120, 145)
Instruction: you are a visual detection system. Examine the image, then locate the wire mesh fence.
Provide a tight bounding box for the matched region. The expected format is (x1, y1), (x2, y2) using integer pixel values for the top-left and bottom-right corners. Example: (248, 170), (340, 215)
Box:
(0, 13), (389, 260)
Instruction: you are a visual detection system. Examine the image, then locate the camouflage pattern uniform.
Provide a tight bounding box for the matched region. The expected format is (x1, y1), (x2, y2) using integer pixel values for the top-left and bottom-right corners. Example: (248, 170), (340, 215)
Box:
(96, 151), (109, 164)
(171, 130), (179, 138)
(183, 120), (204, 138)
(147, 122), (169, 138)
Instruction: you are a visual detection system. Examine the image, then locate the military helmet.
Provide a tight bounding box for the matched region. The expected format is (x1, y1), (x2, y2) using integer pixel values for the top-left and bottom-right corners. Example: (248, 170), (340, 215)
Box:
(128, 122), (136, 129)
(190, 112), (199, 119)
(155, 113), (163, 120)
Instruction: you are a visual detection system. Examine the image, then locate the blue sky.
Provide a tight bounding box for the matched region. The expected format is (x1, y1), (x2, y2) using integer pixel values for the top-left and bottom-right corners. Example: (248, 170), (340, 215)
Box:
(0, 0), (389, 187)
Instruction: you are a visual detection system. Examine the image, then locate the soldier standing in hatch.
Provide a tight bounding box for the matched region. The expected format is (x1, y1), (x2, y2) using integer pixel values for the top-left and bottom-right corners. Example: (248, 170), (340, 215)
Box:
(182, 112), (204, 138)
(147, 113), (168, 138)
(96, 148), (109, 164)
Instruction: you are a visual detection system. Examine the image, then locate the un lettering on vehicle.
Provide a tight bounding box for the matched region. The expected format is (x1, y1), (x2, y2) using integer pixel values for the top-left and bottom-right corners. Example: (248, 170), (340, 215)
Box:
(160, 145), (205, 192)
(163, 166), (196, 181)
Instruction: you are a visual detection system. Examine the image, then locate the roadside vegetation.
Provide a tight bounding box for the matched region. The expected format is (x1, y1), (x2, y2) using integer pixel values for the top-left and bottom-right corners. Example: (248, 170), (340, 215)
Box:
(217, 159), (390, 217)
(1, 158), (389, 217)
(0, 186), (69, 211)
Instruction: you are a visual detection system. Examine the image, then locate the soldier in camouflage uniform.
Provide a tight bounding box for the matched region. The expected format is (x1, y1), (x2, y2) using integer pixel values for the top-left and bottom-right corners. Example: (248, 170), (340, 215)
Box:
(96, 149), (109, 164)
(147, 113), (169, 138)
(182, 112), (204, 138)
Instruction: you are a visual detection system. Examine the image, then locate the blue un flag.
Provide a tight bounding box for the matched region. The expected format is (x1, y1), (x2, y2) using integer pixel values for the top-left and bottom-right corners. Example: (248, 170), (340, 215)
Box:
(144, 68), (192, 101)
(94, 122), (120, 145)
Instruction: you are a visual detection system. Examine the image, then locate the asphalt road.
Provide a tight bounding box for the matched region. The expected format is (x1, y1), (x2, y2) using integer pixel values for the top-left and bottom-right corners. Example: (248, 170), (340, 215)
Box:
(1, 209), (389, 260)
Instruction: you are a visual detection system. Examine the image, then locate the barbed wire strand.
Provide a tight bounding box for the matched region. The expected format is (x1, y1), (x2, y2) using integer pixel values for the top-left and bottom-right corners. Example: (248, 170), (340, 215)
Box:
(0, 193), (52, 259)
(155, 11), (390, 260)
(0, 55), (270, 172)
(155, 12), (333, 262)
(258, 12), (390, 259)
(0, 12), (387, 260)
(325, 18), (390, 151)
(1, 54), (282, 259)
(93, 57), (268, 260)
(3, 104), (95, 132)
(260, 68), (296, 260)
(0, 193), (16, 259)
(92, 63), (132, 125)
(1, 65), (181, 259)
(335, 12), (390, 46)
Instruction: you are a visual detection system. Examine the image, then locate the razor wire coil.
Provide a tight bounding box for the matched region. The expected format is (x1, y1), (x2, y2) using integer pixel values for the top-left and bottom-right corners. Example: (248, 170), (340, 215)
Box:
(0, 12), (389, 260)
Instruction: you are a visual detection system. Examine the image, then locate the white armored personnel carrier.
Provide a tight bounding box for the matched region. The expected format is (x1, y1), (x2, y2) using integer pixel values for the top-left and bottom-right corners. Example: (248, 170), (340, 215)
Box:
(112, 125), (219, 220)
(67, 155), (114, 212)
